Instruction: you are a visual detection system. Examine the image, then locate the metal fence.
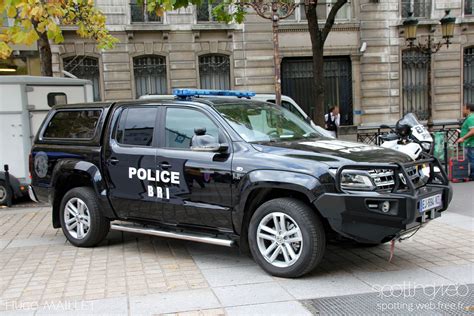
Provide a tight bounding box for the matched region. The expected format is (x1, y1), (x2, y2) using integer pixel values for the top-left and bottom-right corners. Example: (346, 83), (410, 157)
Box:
(357, 122), (460, 146)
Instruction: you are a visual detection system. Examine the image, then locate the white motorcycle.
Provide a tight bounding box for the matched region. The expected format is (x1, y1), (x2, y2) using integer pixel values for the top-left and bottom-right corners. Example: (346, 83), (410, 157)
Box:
(379, 113), (433, 161)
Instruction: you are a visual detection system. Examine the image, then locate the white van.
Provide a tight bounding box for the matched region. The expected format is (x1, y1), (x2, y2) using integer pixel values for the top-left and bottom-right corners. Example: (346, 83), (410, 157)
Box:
(0, 76), (93, 204)
(139, 93), (333, 138)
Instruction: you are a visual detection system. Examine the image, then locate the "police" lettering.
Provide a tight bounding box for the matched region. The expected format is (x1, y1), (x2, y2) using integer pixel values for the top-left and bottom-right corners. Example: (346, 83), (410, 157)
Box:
(128, 167), (180, 185)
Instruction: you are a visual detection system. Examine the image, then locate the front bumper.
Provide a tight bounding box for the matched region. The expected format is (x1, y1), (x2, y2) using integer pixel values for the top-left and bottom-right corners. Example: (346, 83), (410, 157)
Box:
(314, 158), (453, 243)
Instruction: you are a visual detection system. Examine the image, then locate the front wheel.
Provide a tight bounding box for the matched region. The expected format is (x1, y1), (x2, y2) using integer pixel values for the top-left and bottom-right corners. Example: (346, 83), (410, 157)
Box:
(248, 198), (326, 278)
(60, 187), (110, 247)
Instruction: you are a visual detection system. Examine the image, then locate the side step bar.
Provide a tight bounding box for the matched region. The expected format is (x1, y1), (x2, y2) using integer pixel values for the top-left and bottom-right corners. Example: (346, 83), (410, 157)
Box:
(110, 222), (235, 247)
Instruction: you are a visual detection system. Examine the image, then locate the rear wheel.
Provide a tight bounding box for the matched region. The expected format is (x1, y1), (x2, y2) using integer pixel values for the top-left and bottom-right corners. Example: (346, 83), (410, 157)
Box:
(248, 198), (326, 278)
(0, 180), (12, 206)
(60, 187), (110, 247)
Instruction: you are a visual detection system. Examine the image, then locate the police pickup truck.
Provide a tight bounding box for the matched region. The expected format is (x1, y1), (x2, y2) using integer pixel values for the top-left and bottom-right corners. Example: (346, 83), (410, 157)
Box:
(29, 89), (452, 278)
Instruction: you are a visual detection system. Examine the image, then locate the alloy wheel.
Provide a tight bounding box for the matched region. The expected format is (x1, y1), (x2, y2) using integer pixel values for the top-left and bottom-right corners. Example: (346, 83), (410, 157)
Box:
(256, 212), (303, 268)
(64, 197), (91, 239)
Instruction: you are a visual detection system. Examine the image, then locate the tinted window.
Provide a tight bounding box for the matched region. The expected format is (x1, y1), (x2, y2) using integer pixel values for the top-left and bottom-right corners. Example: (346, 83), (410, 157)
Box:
(43, 109), (102, 139)
(165, 107), (219, 149)
(115, 107), (157, 146)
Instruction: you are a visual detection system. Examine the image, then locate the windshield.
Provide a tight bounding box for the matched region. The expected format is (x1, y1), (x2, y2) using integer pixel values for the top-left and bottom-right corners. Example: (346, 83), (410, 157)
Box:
(398, 113), (421, 128)
(214, 102), (323, 142)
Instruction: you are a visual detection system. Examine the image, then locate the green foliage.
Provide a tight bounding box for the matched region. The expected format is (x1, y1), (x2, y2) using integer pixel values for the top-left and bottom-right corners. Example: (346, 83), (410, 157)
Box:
(0, 0), (118, 59)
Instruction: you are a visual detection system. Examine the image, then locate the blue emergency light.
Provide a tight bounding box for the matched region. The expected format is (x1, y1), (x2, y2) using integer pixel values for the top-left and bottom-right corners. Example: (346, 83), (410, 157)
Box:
(172, 89), (256, 99)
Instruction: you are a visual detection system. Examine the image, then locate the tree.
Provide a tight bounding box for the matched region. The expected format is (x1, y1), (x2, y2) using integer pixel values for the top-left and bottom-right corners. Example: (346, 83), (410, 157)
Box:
(0, 0), (118, 76)
(144, 0), (347, 127)
(305, 0), (347, 127)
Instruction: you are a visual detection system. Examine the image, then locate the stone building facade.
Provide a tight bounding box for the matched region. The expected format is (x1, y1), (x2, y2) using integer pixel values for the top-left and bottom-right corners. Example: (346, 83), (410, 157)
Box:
(50, 0), (474, 126)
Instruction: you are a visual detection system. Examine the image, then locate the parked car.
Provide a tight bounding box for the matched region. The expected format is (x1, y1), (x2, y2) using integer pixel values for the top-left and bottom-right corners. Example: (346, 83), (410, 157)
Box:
(29, 89), (452, 278)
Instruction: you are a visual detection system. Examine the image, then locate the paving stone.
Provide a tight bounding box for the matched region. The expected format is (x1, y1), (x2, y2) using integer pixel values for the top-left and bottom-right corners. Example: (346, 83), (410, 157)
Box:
(212, 282), (293, 306)
(225, 301), (312, 316)
(277, 269), (375, 300)
(129, 289), (221, 315)
(199, 265), (272, 287)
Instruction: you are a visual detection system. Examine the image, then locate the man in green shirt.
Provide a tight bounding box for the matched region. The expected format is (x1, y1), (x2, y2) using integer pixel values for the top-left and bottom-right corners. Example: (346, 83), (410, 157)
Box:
(456, 103), (474, 179)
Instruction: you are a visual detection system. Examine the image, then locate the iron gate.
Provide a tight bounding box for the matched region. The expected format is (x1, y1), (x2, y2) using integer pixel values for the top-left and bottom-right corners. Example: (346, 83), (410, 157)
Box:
(402, 49), (430, 120)
(281, 57), (353, 125)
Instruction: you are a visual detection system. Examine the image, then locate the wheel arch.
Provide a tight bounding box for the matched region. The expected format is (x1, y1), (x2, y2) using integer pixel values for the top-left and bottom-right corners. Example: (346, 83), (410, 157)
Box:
(51, 160), (116, 228)
(233, 170), (328, 253)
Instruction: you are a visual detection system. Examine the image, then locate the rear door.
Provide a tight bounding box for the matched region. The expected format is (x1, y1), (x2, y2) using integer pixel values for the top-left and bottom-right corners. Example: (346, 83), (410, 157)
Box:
(156, 105), (234, 231)
(103, 106), (159, 219)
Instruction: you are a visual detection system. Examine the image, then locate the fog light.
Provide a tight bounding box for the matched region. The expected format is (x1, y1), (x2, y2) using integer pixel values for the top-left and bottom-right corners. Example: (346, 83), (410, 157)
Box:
(381, 201), (390, 213)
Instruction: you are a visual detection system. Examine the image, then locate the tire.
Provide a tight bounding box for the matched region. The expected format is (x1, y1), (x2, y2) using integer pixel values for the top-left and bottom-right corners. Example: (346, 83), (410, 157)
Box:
(0, 180), (12, 206)
(59, 187), (110, 247)
(248, 198), (326, 278)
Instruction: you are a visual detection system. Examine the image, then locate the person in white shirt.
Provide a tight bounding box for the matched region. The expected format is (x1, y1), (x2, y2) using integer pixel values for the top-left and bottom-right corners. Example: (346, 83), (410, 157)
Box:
(324, 106), (340, 138)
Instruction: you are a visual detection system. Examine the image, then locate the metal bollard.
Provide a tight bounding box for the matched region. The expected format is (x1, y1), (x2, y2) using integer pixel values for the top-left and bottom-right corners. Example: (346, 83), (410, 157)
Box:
(4, 164), (12, 207)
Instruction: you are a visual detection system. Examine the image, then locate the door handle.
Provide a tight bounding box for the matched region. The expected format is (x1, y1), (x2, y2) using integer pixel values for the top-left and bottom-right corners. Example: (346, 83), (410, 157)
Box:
(159, 162), (172, 169)
(108, 158), (119, 165)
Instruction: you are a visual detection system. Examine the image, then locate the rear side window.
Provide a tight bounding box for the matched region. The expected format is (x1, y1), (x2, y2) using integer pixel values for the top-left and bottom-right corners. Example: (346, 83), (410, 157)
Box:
(43, 109), (102, 139)
(115, 107), (158, 146)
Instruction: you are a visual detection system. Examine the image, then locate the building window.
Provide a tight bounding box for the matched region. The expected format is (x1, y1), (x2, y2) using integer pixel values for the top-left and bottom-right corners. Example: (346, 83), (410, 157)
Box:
(285, 0), (351, 22)
(199, 54), (230, 90)
(466, 0), (473, 15)
(402, 49), (430, 120)
(133, 55), (167, 98)
(130, 0), (162, 23)
(464, 47), (474, 104)
(401, 0), (431, 18)
(63, 56), (101, 101)
(197, 0), (222, 22)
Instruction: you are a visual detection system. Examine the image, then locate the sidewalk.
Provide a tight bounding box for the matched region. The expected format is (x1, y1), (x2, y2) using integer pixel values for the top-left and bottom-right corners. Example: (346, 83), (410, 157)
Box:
(0, 183), (473, 315)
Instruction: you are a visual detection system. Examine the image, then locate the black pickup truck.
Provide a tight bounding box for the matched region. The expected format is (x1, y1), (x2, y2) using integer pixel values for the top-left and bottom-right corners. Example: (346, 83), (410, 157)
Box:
(29, 89), (452, 278)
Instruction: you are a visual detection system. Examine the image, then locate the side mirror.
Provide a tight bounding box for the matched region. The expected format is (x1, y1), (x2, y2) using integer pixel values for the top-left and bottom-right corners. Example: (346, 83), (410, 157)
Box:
(191, 128), (229, 153)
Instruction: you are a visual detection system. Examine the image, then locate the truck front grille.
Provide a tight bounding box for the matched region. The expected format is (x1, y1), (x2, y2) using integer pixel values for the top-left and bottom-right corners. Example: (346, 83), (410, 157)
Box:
(368, 169), (395, 192)
(368, 165), (425, 192)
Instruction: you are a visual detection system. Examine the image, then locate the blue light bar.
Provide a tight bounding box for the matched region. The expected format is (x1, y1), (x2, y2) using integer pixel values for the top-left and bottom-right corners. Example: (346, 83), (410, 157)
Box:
(172, 89), (256, 99)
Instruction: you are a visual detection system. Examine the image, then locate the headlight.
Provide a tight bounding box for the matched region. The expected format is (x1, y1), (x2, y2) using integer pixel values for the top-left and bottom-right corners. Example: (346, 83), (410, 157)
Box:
(421, 142), (431, 151)
(340, 170), (376, 191)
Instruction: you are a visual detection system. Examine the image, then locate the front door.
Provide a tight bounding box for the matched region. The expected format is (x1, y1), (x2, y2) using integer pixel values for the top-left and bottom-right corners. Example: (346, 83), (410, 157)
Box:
(156, 106), (234, 231)
(104, 106), (159, 219)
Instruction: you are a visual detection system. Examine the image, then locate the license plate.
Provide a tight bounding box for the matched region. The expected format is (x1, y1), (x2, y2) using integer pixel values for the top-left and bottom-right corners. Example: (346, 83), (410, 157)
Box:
(419, 194), (442, 213)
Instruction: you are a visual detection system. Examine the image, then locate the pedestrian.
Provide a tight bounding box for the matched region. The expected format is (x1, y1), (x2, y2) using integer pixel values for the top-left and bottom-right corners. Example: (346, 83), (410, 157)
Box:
(324, 106), (340, 138)
(455, 103), (474, 180)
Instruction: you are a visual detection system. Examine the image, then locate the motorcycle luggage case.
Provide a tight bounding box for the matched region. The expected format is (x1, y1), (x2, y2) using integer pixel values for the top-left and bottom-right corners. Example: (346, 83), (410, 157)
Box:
(448, 146), (471, 182)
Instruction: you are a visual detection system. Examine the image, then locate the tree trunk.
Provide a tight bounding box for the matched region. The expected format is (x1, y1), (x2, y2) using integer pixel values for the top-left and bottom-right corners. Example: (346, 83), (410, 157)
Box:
(37, 31), (53, 76)
(306, 5), (325, 127)
(312, 46), (325, 127)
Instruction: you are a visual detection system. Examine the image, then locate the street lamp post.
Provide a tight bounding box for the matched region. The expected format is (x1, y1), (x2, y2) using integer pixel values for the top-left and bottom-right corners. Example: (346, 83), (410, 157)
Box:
(239, 0), (299, 106)
(402, 10), (456, 129)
